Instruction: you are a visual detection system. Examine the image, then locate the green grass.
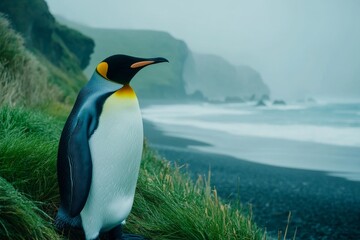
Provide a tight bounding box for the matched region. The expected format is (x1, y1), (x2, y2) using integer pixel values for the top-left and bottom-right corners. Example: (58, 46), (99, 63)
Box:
(0, 14), (90, 106)
(0, 177), (60, 240)
(0, 106), (61, 206)
(0, 15), (57, 107)
(130, 147), (263, 239)
(0, 105), (264, 239)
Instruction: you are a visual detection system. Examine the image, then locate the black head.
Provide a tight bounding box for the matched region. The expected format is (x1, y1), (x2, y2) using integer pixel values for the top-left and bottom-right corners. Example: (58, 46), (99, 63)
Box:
(96, 54), (169, 85)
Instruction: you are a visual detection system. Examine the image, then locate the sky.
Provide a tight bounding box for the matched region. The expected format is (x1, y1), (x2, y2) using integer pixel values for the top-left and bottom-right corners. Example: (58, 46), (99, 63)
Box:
(45, 0), (360, 100)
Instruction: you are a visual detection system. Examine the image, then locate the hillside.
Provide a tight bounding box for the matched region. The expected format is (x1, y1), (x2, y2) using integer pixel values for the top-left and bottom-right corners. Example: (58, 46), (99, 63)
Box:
(57, 17), (270, 102)
(184, 53), (270, 101)
(57, 17), (188, 99)
(0, 15), (53, 106)
(0, 0), (94, 102)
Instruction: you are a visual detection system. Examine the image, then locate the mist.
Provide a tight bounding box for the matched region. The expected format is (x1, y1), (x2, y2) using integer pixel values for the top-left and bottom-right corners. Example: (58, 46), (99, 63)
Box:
(45, 0), (360, 100)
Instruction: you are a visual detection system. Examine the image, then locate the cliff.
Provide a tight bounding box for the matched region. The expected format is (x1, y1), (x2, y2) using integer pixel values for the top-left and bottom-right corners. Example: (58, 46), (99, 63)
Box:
(57, 17), (188, 100)
(0, 0), (94, 102)
(184, 53), (270, 101)
(57, 17), (270, 102)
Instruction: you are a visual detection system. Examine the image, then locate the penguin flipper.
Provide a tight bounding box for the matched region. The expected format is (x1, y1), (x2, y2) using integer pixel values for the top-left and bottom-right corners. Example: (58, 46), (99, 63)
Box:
(58, 90), (115, 219)
(65, 115), (93, 217)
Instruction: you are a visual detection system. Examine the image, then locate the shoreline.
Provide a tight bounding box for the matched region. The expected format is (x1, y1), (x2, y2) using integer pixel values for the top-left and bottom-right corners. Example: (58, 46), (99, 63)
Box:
(144, 120), (360, 239)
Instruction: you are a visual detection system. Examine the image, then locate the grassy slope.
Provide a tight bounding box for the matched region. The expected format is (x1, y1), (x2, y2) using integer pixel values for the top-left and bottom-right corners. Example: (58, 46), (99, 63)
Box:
(0, 15), (56, 107)
(0, 106), (264, 239)
(0, 177), (59, 240)
(0, 1), (94, 103)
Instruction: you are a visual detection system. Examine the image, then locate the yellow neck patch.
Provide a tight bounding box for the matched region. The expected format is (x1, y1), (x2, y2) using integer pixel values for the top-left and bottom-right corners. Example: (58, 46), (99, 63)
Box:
(114, 84), (137, 99)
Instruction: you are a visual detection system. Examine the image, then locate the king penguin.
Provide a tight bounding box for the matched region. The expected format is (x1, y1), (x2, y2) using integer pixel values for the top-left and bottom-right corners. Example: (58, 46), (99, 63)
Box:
(56, 54), (168, 240)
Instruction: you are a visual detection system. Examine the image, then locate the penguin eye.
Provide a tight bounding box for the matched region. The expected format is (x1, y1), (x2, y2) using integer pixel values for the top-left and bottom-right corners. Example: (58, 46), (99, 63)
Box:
(97, 62), (109, 79)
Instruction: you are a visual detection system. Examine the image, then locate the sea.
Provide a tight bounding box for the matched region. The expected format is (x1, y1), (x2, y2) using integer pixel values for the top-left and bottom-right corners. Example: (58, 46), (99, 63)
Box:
(142, 101), (360, 182)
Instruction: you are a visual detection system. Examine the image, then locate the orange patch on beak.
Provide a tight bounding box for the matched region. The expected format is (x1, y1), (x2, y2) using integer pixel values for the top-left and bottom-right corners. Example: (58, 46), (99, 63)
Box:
(130, 61), (155, 69)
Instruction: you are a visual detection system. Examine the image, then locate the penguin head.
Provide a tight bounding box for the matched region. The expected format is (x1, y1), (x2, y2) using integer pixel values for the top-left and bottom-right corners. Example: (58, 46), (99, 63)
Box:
(96, 54), (169, 85)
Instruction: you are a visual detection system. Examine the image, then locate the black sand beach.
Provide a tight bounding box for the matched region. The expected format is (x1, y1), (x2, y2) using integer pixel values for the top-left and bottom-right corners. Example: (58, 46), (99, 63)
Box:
(144, 120), (360, 240)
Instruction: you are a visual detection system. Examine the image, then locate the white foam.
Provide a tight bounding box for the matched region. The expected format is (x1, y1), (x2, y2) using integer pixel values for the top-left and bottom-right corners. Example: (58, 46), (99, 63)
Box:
(148, 121), (360, 181)
(143, 104), (360, 148)
(145, 115), (360, 148)
(143, 103), (360, 181)
(262, 105), (308, 111)
(143, 103), (255, 118)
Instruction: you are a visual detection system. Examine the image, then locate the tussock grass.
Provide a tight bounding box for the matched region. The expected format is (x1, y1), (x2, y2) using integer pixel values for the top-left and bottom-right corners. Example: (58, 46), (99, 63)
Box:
(0, 177), (60, 240)
(0, 106), (61, 207)
(0, 15), (58, 107)
(127, 146), (264, 240)
(0, 105), (264, 239)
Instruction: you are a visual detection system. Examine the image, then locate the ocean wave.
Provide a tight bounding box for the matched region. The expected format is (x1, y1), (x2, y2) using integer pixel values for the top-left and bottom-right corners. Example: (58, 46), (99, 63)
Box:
(143, 103), (360, 181)
(142, 102), (360, 147)
(142, 103), (256, 117)
(260, 105), (308, 111)
(142, 115), (360, 148)
(335, 110), (360, 116)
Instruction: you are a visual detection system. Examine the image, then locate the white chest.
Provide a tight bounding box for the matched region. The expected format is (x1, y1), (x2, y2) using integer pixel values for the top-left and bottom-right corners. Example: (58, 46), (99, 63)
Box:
(89, 95), (143, 190)
(80, 92), (143, 235)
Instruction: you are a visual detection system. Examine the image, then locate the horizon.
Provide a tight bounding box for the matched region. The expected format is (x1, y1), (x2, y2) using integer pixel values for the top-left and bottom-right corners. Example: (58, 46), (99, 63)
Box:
(45, 0), (360, 101)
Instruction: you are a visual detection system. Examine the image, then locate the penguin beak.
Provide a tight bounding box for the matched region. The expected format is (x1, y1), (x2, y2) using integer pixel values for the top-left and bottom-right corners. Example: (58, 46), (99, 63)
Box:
(130, 57), (169, 69)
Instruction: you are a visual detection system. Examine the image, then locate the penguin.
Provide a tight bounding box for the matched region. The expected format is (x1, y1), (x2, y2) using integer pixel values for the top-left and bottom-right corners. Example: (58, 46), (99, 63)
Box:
(56, 54), (168, 240)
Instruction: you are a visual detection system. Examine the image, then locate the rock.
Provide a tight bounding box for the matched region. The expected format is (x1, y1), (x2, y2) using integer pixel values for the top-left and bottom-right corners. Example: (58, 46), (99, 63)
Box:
(273, 100), (286, 105)
(261, 94), (270, 101)
(188, 90), (206, 101)
(256, 99), (267, 106)
(183, 53), (271, 102)
(307, 98), (317, 103)
(225, 96), (244, 103)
